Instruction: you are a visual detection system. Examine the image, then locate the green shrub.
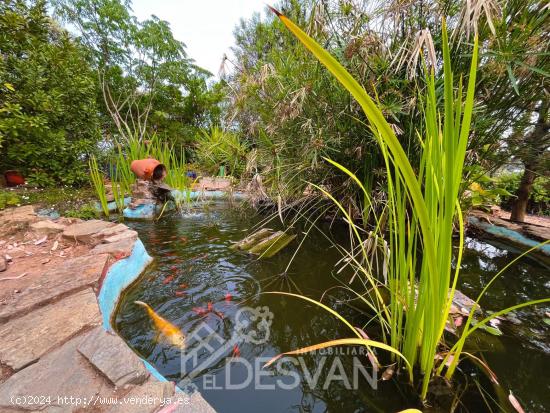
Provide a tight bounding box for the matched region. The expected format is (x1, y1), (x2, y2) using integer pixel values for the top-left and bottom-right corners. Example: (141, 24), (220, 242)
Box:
(0, 190), (21, 209)
(494, 172), (550, 215)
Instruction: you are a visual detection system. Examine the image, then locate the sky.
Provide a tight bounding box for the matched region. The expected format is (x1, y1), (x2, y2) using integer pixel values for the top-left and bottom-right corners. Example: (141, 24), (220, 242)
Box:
(131, 0), (267, 76)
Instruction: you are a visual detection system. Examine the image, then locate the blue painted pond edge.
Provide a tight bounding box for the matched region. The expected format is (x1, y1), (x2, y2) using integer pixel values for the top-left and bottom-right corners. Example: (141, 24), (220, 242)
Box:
(97, 238), (197, 397)
(468, 216), (550, 256)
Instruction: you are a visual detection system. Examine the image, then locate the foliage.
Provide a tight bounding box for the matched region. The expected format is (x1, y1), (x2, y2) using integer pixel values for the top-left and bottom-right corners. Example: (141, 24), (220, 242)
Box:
(226, 0), (549, 217)
(52, 0), (224, 146)
(0, 191), (21, 210)
(266, 9), (550, 402)
(0, 0), (101, 186)
(195, 126), (248, 177)
(494, 172), (550, 215)
(89, 155), (109, 216)
(0, 186), (95, 212)
(64, 202), (100, 220)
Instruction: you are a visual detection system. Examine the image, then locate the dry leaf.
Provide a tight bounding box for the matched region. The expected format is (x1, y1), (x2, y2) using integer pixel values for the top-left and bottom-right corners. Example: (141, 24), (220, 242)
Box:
(34, 236), (48, 245)
(508, 391), (525, 413)
(51, 241), (59, 251)
(382, 364), (396, 380)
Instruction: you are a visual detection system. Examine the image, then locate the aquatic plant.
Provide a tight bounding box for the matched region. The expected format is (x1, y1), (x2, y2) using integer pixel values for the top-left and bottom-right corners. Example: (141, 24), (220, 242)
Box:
(266, 7), (550, 401)
(89, 155), (109, 217)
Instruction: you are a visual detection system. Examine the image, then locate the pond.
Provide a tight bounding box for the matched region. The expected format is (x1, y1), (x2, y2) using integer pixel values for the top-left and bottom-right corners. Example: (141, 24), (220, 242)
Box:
(115, 202), (550, 413)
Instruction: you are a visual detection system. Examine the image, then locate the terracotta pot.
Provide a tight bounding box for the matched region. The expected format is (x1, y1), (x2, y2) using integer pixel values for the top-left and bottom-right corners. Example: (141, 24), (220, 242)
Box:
(4, 170), (25, 187)
(130, 159), (167, 181)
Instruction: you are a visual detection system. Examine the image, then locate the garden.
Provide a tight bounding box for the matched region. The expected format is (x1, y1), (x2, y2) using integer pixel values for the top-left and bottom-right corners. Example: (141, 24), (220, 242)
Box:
(0, 0), (549, 412)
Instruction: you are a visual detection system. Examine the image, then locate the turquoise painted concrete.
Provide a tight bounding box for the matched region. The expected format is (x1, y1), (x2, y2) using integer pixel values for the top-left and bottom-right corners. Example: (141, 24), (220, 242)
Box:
(468, 216), (550, 256)
(96, 238), (182, 389)
(122, 191), (246, 220)
(94, 197), (131, 213)
(97, 239), (153, 331)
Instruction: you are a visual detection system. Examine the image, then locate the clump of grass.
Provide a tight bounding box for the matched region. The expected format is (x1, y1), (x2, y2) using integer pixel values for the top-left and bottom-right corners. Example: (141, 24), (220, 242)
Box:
(266, 8), (550, 401)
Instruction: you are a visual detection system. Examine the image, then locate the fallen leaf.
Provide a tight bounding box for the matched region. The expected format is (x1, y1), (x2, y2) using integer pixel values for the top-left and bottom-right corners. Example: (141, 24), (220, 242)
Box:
(508, 391), (525, 413)
(382, 364), (396, 381)
(454, 316), (463, 327)
(50, 241), (59, 251)
(34, 236), (48, 245)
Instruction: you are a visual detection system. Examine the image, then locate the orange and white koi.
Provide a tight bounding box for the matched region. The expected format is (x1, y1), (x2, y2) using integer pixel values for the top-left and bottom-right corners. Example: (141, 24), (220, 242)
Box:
(134, 301), (185, 348)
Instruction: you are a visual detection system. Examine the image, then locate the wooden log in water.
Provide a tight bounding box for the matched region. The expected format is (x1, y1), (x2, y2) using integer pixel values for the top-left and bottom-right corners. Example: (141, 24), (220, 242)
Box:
(248, 231), (296, 258)
(230, 228), (273, 251)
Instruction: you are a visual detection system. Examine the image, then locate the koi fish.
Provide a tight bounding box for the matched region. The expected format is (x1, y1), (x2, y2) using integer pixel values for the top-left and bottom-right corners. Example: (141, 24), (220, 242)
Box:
(175, 290), (187, 297)
(162, 275), (174, 285)
(192, 307), (207, 316)
(231, 344), (241, 358)
(225, 293), (232, 303)
(134, 301), (185, 348)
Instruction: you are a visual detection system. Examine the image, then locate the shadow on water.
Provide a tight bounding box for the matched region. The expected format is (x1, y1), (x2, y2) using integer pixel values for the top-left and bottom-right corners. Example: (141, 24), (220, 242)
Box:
(115, 202), (549, 413)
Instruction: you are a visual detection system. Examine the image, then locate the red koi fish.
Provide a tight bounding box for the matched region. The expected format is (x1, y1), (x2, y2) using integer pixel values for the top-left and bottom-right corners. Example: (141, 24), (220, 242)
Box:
(162, 275), (174, 285)
(175, 290), (187, 297)
(192, 307), (207, 316)
(231, 344), (241, 358)
(225, 293), (232, 303)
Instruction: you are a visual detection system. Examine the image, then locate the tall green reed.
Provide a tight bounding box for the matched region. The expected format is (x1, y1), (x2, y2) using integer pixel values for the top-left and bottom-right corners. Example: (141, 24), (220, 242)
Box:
(267, 8), (550, 399)
(89, 155), (109, 217)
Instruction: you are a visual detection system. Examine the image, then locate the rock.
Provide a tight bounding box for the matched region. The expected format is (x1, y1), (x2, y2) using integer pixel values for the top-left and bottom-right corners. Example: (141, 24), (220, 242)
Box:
(0, 257), (5, 272)
(0, 289), (101, 371)
(0, 205), (39, 237)
(103, 230), (138, 244)
(92, 223), (129, 240)
(105, 380), (174, 413)
(62, 220), (115, 244)
(0, 332), (113, 412)
(90, 238), (136, 257)
(30, 220), (66, 235)
(78, 327), (149, 387)
(0, 254), (109, 322)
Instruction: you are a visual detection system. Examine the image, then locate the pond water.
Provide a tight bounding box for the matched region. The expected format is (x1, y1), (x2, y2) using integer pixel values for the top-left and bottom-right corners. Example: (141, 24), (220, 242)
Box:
(115, 202), (549, 413)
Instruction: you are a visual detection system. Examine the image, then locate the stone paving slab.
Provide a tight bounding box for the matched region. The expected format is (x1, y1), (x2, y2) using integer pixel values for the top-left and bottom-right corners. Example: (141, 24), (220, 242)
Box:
(103, 229), (138, 244)
(105, 380), (175, 413)
(0, 288), (101, 371)
(0, 253), (109, 322)
(0, 332), (114, 412)
(63, 220), (116, 244)
(30, 220), (67, 235)
(90, 238), (136, 257)
(78, 326), (150, 388)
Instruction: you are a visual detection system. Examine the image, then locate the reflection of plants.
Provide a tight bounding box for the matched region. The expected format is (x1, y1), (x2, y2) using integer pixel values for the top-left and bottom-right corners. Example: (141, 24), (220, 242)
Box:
(266, 8), (549, 401)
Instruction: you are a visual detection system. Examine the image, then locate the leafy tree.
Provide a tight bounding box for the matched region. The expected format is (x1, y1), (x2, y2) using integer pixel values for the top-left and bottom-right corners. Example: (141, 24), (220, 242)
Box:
(0, 0), (100, 186)
(52, 0), (223, 145)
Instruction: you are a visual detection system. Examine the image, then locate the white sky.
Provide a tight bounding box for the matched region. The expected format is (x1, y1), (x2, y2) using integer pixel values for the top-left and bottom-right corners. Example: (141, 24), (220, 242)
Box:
(131, 0), (267, 76)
